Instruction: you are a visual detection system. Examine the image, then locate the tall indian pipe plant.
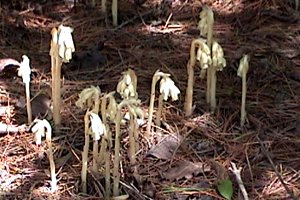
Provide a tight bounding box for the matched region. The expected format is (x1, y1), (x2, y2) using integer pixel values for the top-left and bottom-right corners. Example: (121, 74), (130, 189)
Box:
(184, 6), (226, 115)
(50, 25), (75, 127)
(17, 55), (32, 124)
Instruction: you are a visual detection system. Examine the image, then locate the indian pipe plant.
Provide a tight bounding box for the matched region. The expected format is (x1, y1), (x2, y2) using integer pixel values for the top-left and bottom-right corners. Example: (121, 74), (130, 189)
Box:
(146, 70), (172, 138)
(113, 97), (142, 196)
(17, 55), (32, 124)
(237, 54), (250, 127)
(98, 91), (116, 199)
(113, 69), (144, 196)
(50, 25), (75, 127)
(101, 0), (118, 26)
(184, 38), (211, 116)
(184, 5), (226, 115)
(198, 6), (214, 106)
(31, 119), (57, 192)
(75, 85), (102, 193)
(156, 75), (180, 127)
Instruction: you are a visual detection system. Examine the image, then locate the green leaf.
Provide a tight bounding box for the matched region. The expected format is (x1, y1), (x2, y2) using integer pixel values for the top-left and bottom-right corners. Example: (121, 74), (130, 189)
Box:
(217, 179), (233, 200)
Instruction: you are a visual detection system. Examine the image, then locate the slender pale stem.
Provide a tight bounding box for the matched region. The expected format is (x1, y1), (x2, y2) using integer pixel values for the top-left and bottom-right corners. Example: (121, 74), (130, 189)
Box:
(101, 0), (106, 14)
(45, 125), (57, 192)
(92, 140), (99, 174)
(113, 108), (121, 196)
(128, 116), (136, 166)
(130, 117), (139, 181)
(241, 74), (247, 126)
(112, 0), (118, 26)
(81, 112), (90, 193)
(25, 83), (32, 124)
(104, 125), (111, 199)
(52, 54), (62, 127)
(92, 91), (100, 173)
(155, 94), (163, 127)
(98, 97), (107, 164)
(210, 68), (217, 112)
(146, 75), (159, 138)
(184, 61), (194, 116)
(134, 120), (139, 154)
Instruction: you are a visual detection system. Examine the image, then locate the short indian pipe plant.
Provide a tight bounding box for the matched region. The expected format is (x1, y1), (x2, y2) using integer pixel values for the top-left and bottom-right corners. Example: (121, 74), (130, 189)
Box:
(50, 25), (75, 127)
(237, 54), (250, 127)
(156, 76), (180, 127)
(17, 55), (32, 124)
(113, 98), (141, 196)
(98, 91), (116, 199)
(146, 70), (171, 138)
(127, 99), (144, 182)
(31, 119), (57, 192)
(117, 68), (138, 99)
(98, 92), (117, 166)
(89, 112), (104, 174)
(116, 68), (143, 178)
(210, 41), (226, 111)
(75, 85), (101, 193)
(184, 38), (211, 116)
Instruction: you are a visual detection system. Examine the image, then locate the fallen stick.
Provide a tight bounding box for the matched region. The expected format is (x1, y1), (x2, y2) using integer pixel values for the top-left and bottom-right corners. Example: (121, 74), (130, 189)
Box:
(0, 123), (27, 134)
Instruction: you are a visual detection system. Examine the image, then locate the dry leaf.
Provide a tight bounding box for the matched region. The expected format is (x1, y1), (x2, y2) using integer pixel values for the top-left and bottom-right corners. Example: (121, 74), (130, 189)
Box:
(146, 134), (183, 160)
(163, 160), (210, 181)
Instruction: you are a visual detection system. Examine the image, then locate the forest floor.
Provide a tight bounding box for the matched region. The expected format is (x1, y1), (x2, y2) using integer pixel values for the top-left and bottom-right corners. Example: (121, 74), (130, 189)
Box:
(0, 0), (299, 199)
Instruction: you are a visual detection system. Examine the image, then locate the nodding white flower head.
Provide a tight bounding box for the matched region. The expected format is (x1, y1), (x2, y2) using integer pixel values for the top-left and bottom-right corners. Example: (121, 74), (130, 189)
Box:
(31, 119), (52, 145)
(75, 86), (101, 110)
(57, 25), (75, 62)
(160, 77), (180, 101)
(238, 54), (249, 77)
(195, 39), (212, 71)
(18, 55), (31, 84)
(198, 6), (214, 37)
(212, 41), (226, 71)
(117, 69), (138, 99)
(106, 92), (117, 121)
(89, 112), (104, 141)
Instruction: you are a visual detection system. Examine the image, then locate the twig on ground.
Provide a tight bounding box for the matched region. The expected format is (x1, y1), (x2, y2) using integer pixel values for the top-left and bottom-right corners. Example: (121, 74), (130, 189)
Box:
(229, 162), (249, 200)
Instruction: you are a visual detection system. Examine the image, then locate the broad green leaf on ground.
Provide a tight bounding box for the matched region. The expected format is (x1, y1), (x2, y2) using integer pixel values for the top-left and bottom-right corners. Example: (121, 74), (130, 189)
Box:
(217, 179), (233, 200)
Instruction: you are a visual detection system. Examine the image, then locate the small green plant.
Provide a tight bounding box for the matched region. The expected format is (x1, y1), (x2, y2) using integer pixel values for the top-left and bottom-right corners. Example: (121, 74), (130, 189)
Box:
(217, 179), (233, 200)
